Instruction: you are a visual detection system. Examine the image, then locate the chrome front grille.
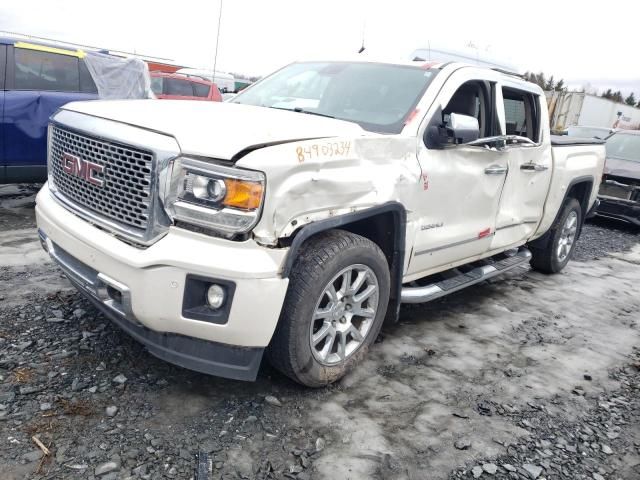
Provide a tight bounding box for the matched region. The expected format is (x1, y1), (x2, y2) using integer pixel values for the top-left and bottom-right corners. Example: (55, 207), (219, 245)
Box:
(50, 126), (154, 230)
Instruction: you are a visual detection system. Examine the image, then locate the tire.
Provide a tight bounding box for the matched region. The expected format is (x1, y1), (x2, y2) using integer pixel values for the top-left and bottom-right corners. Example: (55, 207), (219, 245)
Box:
(267, 230), (390, 387)
(530, 198), (582, 274)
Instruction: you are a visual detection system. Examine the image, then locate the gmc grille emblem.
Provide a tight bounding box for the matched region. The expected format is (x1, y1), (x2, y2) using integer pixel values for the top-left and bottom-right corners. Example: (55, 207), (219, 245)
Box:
(61, 153), (104, 187)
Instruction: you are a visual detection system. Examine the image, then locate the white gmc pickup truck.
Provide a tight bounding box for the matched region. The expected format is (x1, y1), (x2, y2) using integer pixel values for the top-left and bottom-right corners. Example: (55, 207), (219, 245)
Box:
(36, 59), (605, 386)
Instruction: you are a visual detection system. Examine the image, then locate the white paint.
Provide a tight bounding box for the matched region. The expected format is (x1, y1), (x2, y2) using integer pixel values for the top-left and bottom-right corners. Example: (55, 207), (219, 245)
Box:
(62, 99), (364, 160)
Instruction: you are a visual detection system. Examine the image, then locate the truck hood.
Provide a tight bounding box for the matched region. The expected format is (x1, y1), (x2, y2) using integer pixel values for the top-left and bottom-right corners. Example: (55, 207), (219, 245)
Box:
(61, 100), (366, 160)
(604, 157), (640, 181)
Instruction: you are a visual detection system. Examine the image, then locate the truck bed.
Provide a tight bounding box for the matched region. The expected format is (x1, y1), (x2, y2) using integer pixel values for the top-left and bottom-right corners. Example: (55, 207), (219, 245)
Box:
(550, 135), (606, 146)
(533, 140), (607, 236)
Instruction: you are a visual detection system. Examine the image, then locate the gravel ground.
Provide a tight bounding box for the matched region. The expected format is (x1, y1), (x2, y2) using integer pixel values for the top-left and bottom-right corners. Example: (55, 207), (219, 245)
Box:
(1, 185), (639, 480)
(573, 217), (639, 262)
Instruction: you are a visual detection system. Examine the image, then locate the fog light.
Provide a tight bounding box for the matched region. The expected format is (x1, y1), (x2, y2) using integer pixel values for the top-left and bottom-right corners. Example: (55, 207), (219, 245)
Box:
(206, 284), (226, 309)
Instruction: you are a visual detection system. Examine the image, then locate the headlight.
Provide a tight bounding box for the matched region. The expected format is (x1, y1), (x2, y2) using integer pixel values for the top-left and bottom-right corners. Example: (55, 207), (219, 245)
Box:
(164, 157), (265, 235)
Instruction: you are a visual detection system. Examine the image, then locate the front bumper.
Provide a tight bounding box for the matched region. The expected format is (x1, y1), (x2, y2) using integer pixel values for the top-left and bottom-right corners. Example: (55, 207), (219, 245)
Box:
(596, 196), (640, 227)
(36, 184), (289, 380)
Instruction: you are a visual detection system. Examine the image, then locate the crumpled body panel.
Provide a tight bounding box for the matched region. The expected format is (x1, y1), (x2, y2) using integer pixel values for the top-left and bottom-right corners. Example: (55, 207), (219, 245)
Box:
(238, 135), (422, 245)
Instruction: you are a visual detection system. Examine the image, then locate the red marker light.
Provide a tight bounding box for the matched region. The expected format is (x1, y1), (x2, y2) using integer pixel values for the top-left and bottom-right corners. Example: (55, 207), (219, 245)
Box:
(478, 228), (491, 239)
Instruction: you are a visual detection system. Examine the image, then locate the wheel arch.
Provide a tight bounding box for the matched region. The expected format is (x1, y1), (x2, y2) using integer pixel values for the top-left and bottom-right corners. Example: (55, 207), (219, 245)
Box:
(281, 202), (406, 324)
(566, 176), (595, 218)
(529, 175), (594, 250)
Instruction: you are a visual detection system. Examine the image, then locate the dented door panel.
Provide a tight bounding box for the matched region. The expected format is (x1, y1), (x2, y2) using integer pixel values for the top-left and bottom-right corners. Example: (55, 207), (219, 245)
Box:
(409, 144), (508, 276)
(491, 142), (553, 249)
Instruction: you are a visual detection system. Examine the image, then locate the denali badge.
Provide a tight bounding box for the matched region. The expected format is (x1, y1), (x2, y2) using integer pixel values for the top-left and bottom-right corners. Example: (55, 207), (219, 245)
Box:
(421, 222), (444, 231)
(61, 153), (104, 187)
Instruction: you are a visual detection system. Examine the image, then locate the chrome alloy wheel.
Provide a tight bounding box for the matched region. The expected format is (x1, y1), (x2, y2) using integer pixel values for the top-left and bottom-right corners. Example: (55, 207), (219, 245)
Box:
(557, 210), (578, 262)
(309, 264), (379, 366)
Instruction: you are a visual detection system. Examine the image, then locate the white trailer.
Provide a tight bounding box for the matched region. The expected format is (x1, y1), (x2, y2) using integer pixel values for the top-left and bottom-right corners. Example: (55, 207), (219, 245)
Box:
(548, 91), (640, 131)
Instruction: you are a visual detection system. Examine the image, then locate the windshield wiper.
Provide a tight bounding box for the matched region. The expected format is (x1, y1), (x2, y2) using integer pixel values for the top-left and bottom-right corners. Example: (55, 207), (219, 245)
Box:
(268, 106), (335, 119)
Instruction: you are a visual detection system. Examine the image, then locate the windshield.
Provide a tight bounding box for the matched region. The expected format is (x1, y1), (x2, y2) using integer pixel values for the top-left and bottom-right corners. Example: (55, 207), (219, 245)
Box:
(231, 62), (437, 134)
(606, 133), (640, 162)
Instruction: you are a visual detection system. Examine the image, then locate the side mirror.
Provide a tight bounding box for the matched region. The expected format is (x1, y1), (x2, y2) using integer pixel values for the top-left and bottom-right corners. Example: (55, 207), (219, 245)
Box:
(423, 108), (481, 149)
(447, 113), (480, 144)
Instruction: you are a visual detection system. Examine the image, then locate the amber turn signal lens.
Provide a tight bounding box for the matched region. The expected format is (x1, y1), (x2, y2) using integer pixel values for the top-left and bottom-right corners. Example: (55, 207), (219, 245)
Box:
(222, 178), (263, 210)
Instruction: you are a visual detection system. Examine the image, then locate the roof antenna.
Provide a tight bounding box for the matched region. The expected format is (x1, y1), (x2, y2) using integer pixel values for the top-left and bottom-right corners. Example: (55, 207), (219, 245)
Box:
(358, 19), (366, 54)
(213, 0), (223, 79)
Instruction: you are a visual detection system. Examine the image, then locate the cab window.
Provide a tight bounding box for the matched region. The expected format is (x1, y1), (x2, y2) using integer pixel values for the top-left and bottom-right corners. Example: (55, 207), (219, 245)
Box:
(502, 88), (540, 142)
(14, 48), (80, 92)
(193, 83), (211, 98)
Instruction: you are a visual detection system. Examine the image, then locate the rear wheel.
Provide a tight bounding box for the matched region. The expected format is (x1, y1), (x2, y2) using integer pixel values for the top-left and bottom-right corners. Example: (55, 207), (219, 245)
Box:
(267, 230), (390, 387)
(530, 198), (582, 274)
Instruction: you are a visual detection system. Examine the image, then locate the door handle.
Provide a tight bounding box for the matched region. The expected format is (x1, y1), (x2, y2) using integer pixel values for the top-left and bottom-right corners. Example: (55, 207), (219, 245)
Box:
(484, 165), (508, 175)
(520, 163), (549, 172)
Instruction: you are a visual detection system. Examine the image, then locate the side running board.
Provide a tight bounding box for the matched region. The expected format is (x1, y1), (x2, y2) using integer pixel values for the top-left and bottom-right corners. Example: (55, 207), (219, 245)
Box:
(401, 248), (532, 304)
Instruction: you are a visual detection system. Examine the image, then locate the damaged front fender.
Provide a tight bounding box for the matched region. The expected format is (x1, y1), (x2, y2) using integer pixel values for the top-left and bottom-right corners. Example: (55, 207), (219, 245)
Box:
(234, 135), (422, 245)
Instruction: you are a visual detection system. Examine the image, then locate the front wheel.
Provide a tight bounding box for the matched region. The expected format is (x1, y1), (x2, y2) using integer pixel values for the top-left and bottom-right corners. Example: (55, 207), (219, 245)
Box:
(530, 198), (582, 274)
(267, 230), (390, 387)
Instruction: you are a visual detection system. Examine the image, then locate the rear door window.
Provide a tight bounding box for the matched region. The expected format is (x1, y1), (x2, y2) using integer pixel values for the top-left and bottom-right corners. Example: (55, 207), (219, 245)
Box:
(165, 78), (194, 96)
(502, 88), (541, 142)
(193, 83), (210, 98)
(14, 48), (80, 92)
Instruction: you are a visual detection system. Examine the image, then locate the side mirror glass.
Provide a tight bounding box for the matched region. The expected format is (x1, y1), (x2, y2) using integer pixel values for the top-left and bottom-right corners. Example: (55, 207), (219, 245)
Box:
(423, 106), (449, 149)
(447, 113), (480, 144)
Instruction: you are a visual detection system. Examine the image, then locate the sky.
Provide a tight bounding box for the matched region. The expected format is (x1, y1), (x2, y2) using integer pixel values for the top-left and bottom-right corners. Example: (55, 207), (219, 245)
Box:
(1, 0), (638, 95)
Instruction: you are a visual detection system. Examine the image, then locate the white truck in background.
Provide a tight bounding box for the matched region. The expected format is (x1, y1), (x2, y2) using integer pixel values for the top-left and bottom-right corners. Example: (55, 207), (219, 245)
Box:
(36, 59), (605, 387)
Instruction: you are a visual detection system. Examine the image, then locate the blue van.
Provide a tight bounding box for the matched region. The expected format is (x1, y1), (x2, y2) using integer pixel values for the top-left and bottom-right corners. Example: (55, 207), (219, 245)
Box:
(0, 38), (99, 184)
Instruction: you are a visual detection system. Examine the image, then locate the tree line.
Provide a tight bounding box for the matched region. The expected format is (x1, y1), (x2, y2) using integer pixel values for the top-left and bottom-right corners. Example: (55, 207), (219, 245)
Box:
(524, 71), (640, 108)
(523, 72), (566, 92)
(600, 89), (639, 107)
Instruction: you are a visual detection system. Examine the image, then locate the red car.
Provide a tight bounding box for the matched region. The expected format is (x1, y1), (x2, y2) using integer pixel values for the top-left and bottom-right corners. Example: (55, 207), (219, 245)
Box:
(150, 72), (222, 102)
